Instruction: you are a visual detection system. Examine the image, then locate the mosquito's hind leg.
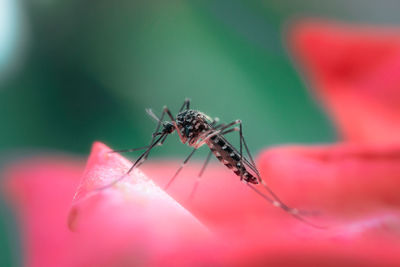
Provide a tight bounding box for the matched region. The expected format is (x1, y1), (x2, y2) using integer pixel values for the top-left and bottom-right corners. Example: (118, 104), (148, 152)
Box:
(246, 183), (324, 229)
(235, 123), (320, 221)
(220, 121), (303, 212)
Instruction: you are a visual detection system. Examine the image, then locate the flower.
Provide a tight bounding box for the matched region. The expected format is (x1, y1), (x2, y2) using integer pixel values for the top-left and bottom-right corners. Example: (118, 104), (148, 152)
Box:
(289, 20), (400, 144)
(3, 20), (400, 266)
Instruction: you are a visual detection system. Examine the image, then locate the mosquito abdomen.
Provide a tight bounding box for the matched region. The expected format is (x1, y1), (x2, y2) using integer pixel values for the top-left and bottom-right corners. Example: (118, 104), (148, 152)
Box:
(206, 135), (258, 184)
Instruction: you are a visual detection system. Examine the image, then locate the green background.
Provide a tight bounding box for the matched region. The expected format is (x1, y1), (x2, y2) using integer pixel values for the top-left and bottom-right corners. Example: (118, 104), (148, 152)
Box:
(1, 0), (399, 266)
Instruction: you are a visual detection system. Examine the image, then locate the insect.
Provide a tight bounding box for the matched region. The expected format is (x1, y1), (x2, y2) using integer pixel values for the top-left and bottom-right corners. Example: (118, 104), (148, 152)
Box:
(101, 99), (320, 228)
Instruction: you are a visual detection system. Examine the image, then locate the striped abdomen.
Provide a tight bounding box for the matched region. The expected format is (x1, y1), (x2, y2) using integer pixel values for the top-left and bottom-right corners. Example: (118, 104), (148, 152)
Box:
(206, 135), (258, 184)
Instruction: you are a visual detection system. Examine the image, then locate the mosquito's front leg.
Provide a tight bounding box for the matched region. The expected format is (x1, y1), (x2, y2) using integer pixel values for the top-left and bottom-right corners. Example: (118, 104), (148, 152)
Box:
(179, 98), (191, 112)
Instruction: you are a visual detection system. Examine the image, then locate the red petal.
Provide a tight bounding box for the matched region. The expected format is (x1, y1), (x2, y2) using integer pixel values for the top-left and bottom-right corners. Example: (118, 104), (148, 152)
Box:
(289, 20), (400, 143)
(3, 158), (84, 267)
(3, 143), (212, 267)
(4, 142), (400, 266)
(258, 144), (400, 217)
(68, 142), (212, 266)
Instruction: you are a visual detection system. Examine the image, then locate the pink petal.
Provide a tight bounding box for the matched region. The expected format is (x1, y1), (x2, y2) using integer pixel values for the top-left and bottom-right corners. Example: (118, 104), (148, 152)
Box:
(258, 144), (400, 217)
(4, 143), (213, 267)
(3, 158), (84, 267)
(4, 142), (400, 266)
(68, 142), (212, 266)
(289, 20), (400, 143)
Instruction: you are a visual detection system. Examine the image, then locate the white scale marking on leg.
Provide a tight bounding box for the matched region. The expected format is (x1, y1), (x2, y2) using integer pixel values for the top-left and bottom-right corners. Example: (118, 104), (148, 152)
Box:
(273, 201), (281, 207)
(290, 208), (299, 214)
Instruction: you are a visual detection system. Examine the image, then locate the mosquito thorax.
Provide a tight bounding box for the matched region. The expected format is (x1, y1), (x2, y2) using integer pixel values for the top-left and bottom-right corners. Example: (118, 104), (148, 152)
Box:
(175, 109), (211, 144)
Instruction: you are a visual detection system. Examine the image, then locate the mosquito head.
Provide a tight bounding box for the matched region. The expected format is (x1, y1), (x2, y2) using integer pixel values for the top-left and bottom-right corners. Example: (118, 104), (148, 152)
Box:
(162, 121), (175, 134)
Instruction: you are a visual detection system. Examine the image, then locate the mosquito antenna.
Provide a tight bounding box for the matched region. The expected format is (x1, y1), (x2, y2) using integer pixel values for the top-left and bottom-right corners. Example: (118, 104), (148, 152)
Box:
(146, 108), (161, 123)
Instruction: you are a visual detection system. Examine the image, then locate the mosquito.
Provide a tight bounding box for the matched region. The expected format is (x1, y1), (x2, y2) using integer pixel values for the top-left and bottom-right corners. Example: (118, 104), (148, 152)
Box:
(100, 99), (321, 228)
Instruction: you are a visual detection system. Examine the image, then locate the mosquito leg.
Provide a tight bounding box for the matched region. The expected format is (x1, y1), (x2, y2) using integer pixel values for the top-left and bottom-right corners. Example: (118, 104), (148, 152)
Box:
(194, 120), (242, 149)
(236, 123), (315, 217)
(209, 121), (318, 223)
(239, 123), (256, 169)
(212, 123), (224, 129)
(95, 134), (166, 191)
(212, 119), (245, 181)
(149, 109), (166, 146)
(194, 129), (222, 148)
(164, 147), (197, 190)
(216, 120), (241, 131)
(188, 125), (242, 198)
(238, 125), (304, 214)
(126, 134), (166, 175)
(110, 141), (165, 154)
(239, 122), (244, 182)
(221, 127), (239, 135)
(246, 183), (324, 229)
(135, 108), (171, 168)
(237, 122), (285, 201)
(136, 133), (168, 168)
(95, 108), (168, 192)
(188, 150), (212, 200)
(113, 108), (166, 160)
(110, 146), (150, 153)
(187, 120), (237, 199)
(210, 117), (219, 127)
(179, 98), (191, 112)
(236, 121), (279, 197)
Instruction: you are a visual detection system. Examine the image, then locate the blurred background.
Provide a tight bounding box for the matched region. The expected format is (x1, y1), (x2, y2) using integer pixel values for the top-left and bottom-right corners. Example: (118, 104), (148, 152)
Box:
(1, 0), (399, 266)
